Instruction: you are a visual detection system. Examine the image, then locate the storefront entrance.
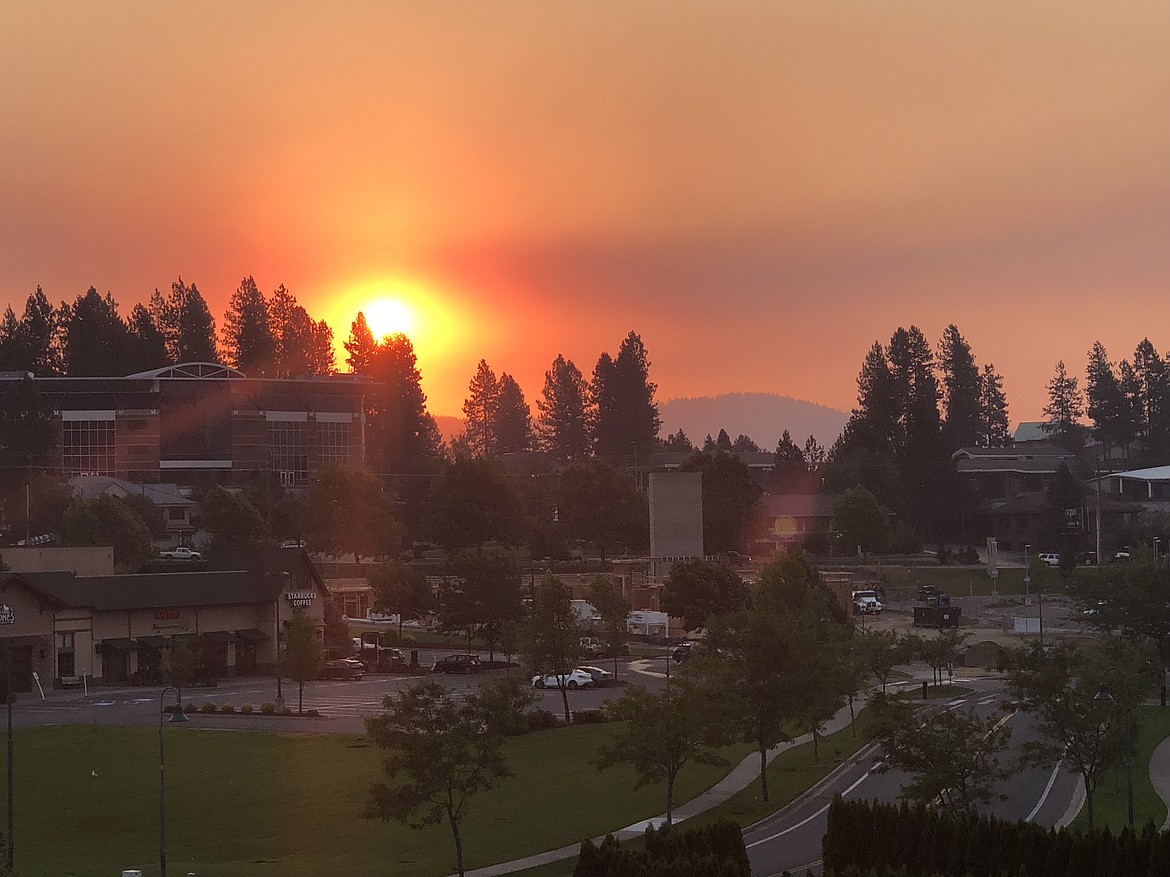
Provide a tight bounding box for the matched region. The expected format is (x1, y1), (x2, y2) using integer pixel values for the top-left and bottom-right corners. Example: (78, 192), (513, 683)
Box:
(0, 645), (34, 694)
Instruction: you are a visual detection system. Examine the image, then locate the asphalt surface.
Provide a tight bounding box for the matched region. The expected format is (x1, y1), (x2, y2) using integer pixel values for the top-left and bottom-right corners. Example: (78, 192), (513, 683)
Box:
(743, 677), (1082, 877)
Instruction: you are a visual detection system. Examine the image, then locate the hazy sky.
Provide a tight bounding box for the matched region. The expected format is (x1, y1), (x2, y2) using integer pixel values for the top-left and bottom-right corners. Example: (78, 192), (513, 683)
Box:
(3, 2), (1168, 427)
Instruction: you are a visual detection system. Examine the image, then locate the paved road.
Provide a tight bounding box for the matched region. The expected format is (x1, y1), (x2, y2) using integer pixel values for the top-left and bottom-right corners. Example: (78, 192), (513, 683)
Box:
(743, 679), (1082, 877)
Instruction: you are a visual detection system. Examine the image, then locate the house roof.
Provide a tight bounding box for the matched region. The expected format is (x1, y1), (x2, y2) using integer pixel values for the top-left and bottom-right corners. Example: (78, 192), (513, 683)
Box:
(952, 444), (1073, 461)
(761, 493), (840, 518)
(69, 476), (195, 508)
(1, 569), (287, 611)
(956, 457), (1072, 475)
(1093, 466), (1170, 483)
(1012, 422), (1050, 443)
(986, 491), (1145, 516)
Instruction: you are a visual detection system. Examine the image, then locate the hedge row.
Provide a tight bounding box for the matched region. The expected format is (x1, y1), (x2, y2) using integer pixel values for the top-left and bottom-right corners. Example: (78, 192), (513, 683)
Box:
(574, 820), (749, 877)
(823, 798), (1170, 877)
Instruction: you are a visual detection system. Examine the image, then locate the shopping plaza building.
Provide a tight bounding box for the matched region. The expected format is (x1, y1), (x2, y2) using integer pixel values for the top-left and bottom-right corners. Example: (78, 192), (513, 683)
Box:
(1, 362), (370, 488)
(0, 549), (326, 692)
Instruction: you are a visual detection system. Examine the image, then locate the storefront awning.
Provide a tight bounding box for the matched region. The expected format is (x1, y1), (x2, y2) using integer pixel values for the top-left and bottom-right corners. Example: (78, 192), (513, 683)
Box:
(100, 638), (139, 651)
(235, 628), (269, 642)
(137, 636), (172, 649)
(202, 631), (237, 644)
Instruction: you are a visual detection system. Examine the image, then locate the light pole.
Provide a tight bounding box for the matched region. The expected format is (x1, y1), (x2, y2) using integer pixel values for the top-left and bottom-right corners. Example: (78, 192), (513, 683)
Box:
(1023, 544), (1031, 601)
(159, 685), (185, 877)
(270, 572), (290, 712)
(1154, 537), (1161, 559)
(1093, 667), (1134, 827)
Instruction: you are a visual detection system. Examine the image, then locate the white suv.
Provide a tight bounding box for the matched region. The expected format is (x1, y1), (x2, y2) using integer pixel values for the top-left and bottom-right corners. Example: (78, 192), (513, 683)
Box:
(1038, 553), (1060, 567)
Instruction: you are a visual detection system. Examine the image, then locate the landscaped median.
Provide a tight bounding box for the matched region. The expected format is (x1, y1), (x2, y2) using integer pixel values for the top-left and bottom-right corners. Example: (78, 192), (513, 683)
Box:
(5, 722), (750, 877)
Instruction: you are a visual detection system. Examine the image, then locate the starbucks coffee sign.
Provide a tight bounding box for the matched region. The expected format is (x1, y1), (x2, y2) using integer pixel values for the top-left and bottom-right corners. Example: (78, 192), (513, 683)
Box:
(285, 591), (316, 608)
(0, 605), (14, 625)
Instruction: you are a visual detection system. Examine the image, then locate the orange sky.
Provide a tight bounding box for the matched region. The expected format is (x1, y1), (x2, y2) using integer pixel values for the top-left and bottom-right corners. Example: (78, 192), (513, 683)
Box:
(2, 2), (1168, 426)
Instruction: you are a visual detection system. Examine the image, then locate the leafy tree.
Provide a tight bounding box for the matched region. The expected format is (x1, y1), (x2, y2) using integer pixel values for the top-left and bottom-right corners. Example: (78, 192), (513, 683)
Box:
(61, 494), (153, 568)
(424, 458), (521, 549)
(494, 373), (532, 454)
(680, 450), (764, 555)
(63, 287), (130, 376)
(535, 354), (591, 461)
(977, 363), (1012, 448)
(661, 558), (748, 631)
(370, 560), (433, 643)
(343, 311), (378, 374)
(522, 573), (584, 722)
(1037, 463), (1086, 568)
(197, 486), (268, 550)
(160, 638), (201, 704)
(592, 331), (661, 462)
(1004, 641), (1142, 826)
(662, 428), (693, 451)
(302, 465), (403, 561)
(557, 459), (647, 558)
(858, 628), (914, 693)
(1042, 360), (1085, 443)
(121, 493), (165, 539)
(442, 547), (525, 660)
(280, 608), (325, 715)
(221, 275), (276, 374)
(585, 574), (631, 679)
(462, 359), (500, 458)
(832, 486), (890, 555)
(938, 324), (982, 450)
(914, 628), (970, 688)
(596, 681), (727, 826)
(870, 694), (1012, 814)
(365, 679), (513, 877)
(125, 303), (169, 372)
(0, 377), (58, 477)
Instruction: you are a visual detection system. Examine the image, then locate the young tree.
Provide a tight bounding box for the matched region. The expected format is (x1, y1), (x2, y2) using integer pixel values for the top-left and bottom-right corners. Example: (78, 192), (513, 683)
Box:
(63, 287), (130, 376)
(493, 373), (532, 454)
(832, 486), (890, 555)
(858, 628), (914, 693)
(870, 694), (1012, 814)
(556, 459), (647, 558)
(523, 573), (584, 723)
(585, 574), (631, 680)
(1042, 360), (1085, 442)
(535, 354), (591, 461)
(462, 359), (500, 458)
(365, 679), (512, 877)
(221, 275), (276, 374)
(595, 681), (727, 825)
(160, 638), (201, 704)
(61, 494), (154, 569)
(938, 324), (982, 451)
(197, 486), (269, 550)
(302, 465), (403, 561)
(445, 548), (524, 662)
(680, 450), (764, 555)
(661, 558), (749, 632)
(977, 363), (1011, 447)
(370, 560), (433, 644)
(591, 331), (661, 462)
(423, 457), (522, 549)
(279, 608), (325, 715)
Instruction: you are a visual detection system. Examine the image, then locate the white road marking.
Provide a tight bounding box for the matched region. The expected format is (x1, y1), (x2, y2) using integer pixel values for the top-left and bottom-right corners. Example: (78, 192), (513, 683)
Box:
(1026, 760), (1064, 823)
(746, 769), (872, 848)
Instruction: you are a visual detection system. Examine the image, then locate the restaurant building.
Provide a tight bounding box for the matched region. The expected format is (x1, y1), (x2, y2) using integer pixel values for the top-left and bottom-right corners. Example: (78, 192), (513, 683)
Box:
(0, 550), (326, 691)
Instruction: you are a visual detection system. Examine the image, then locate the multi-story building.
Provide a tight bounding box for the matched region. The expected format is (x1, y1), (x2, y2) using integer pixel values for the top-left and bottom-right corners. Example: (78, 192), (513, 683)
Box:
(2, 362), (369, 488)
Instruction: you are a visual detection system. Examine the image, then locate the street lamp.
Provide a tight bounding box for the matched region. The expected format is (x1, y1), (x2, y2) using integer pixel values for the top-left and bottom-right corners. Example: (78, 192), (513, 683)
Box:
(1093, 668), (1134, 827)
(1154, 537), (1161, 559)
(270, 572), (290, 712)
(159, 685), (185, 877)
(1023, 544), (1031, 601)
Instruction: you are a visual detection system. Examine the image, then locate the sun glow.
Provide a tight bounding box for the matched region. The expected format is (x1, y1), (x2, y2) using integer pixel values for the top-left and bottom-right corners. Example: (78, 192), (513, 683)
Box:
(364, 297), (414, 339)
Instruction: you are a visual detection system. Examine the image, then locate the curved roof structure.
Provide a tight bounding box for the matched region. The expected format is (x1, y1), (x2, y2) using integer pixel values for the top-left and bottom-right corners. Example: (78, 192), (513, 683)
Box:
(126, 362), (246, 380)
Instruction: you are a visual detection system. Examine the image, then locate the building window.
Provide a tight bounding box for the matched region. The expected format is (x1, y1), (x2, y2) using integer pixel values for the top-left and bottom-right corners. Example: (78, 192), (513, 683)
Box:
(318, 421), (351, 467)
(62, 420), (116, 476)
(55, 632), (75, 678)
(167, 507), (187, 521)
(268, 421), (307, 487)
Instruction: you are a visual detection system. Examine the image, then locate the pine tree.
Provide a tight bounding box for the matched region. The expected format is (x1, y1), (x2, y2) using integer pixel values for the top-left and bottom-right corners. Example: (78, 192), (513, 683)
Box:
(535, 354), (591, 461)
(494, 373), (532, 454)
(592, 331), (661, 461)
(269, 285), (314, 376)
(938, 324), (982, 450)
(731, 434), (760, 453)
(343, 311), (378, 374)
(802, 435), (826, 473)
(463, 359), (500, 457)
(662, 428), (693, 451)
(978, 363), (1011, 447)
(715, 429), (733, 452)
(836, 341), (897, 458)
(309, 319), (335, 375)
(772, 430), (807, 489)
(126, 303), (169, 372)
(64, 287), (130, 376)
(4, 287), (63, 375)
(887, 325), (942, 462)
(368, 333), (438, 471)
(151, 278), (217, 363)
(1131, 338), (1170, 458)
(221, 276), (275, 374)
(1085, 341), (1133, 455)
(1042, 360), (1084, 440)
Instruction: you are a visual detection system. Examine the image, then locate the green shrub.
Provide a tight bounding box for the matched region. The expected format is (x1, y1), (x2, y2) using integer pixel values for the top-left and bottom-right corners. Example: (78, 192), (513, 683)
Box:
(570, 709), (609, 725)
(306, 709), (320, 717)
(260, 702), (275, 715)
(219, 703), (235, 714)
(200, 702), (217, 714)
(184, 702), (198, 713)
(240, 704), (254, 714)
(526, 709), (560, 733)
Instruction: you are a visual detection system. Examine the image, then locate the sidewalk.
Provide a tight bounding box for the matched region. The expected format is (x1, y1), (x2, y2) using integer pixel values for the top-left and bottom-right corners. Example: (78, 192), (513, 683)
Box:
(1150, 734), (1170, 831)
(454, 694), (865, 877)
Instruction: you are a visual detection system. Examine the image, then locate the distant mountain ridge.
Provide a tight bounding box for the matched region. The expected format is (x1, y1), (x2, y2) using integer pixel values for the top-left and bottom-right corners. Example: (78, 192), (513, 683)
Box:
(658, 393), (848, 450)
(433, 393), (849, 450)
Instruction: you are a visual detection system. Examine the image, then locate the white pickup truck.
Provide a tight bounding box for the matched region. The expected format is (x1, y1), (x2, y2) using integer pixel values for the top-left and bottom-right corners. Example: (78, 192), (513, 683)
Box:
(159, 547), (202, 561)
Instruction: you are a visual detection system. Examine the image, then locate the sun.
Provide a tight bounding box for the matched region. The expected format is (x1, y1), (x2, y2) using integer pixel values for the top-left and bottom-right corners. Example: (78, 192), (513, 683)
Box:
(364, 297), (414, 339)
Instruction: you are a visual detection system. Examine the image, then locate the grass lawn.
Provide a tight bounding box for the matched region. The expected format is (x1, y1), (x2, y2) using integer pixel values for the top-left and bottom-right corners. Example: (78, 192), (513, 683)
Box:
(1073, 705), (1170, 833)
(5, 722), (750, 877)
(893, 684), (974, 701)
(871, 565), (1094, 597)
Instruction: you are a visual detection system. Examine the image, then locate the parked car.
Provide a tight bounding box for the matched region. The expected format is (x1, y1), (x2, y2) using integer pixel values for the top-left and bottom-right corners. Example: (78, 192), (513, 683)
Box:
(1039, 553), (1060, 567)
(432, 653), (481, 674)
(917, 585), (941, 601)
(576, 665), (614, 686)
(1113, 548), (1131, 562)
(723, 550), (752, 567)
(672, 641), (698, 664)
(531, 669), (594, 690)
(158, 546), (201, 561)
(580, 636), (605, 656)
(321, 658), (365, 680)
